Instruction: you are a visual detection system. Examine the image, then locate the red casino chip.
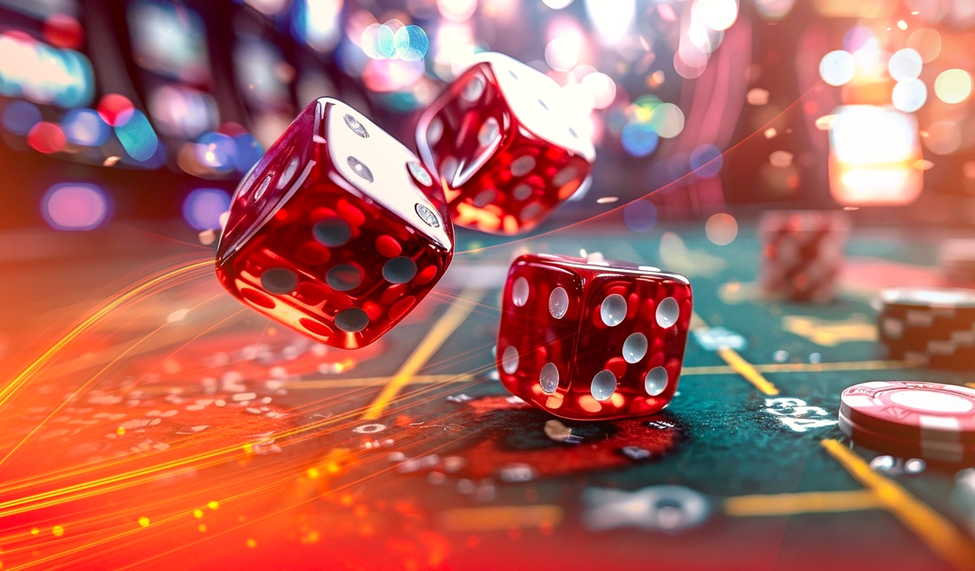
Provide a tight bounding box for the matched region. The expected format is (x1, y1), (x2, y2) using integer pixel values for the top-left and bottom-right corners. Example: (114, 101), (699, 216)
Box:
(839, 381), (975, 446)
(839, 412), (975, 464)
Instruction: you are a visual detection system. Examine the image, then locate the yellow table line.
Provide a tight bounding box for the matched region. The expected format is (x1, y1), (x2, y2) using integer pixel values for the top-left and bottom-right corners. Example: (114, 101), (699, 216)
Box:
(683, 360), (910, 377)
(691, 311), (779, 395)
(821, 439), (975, 571)
(716, 347), (779, 395)
(284, 374), (472, 389)
(361, 290), (486, 420)
(724, 490), (883, 517)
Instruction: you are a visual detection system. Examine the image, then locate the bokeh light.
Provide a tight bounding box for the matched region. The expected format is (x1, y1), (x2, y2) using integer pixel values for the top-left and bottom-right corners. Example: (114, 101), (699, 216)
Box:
(183, 188), (231, 231)
(819, 50), (856, 86)
(1, 100), (42, 135)
(705, 213), (738, 246)
(907, 28), (941, 63)
(620, 123), (659, 157)
(0, 32), (94, 108)
(27, 122), (67, 154)
(43, 14), (84, 49)
(148, 85), (218, 139)
(923, 120), (962, 155)
(41, 183), (110, 231)
(97, 94), (135, 127)
(690, 144), (723, 178)
(438, 0), (478, 22)
(233, 134), (264, 173)
(623, 199), (658, 233)
(194, 132), (237, 172)
(892, 79), (927, 113)
(293, 0), (343, 53)
(888, 49), (922, 82)
(585, 0), (636, 46)
(62, 109), (110, 146)
(394, 26), (429, 61)
(698, 0), (739, 32)
(648, 103), (685, 138)
(934, 69), (972, 104)
(580, 72), (616, 109)
(542, 0), (574, 8)
(755, 0), (795, 20)
(115, 110), (159, 161)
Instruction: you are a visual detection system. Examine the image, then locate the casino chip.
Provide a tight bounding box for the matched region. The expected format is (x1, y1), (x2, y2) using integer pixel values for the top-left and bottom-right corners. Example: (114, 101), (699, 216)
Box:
(839, 381), (975, 463)
(875, 287), (975, 370)
(941, 239), (975, 287)
(758, 210), (850, 303)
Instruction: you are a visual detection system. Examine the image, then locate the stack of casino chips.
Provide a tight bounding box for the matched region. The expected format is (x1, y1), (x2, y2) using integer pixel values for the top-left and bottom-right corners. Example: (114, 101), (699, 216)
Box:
(758, 210), (850, 303)
(839, 381), (975, 464)
(940, 239), (975, 287)
(876, 287), (975, 370)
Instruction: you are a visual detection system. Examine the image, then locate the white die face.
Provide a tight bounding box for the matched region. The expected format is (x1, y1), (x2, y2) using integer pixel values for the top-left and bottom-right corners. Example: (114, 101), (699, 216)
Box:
(318, 98), (452, 251)
(472, 52), (595, 162)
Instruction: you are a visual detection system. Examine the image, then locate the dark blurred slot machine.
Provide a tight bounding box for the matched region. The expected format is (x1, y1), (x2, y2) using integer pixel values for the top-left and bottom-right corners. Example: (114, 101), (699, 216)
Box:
(0, 0), (124, 229)
(220, 0), (374, 141)
(93, 0), (267, 234)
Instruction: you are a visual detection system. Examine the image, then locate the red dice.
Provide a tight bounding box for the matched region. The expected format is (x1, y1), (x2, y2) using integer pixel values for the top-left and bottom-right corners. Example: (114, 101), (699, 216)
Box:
(497, 254), (692, 420)
(416, 53), (595, 235)
(215, 98), (453, 349)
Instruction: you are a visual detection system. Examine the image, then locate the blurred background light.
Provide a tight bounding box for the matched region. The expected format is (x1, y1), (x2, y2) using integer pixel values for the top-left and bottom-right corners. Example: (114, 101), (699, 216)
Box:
(542, 0), (574, 9)
(891, 78), (927, 113)
(934, 69), (972, 104)
(585, 0), (635, 46)
(698, 0), (739, 32)
(114, 110), (159, 161)
(183, 188), (231, 230)
(43, 13), (84, 49)
(623, 199), (658, 233)
(888, 49), (922, 82)
(819, 50), (856, 86)
(194, 132), (237, 172)
(233, 134), (264, 173)
(907, 28), (941, 63)
(97, 94), (135, 127)
(62, 109), (110, 146)
(705, 213), (738, 245)
(42, 183), (110, 231)
(690, 144), (724, 178)
(0, 32), (94, 107)
(754, 0), (795, 20)
(648, 103), (685, 139)
(1, 100), (42, 136)
(244, 0), (290, 16)
(148, 85), (218, 139)
(394, 25), (429, 61)
(438, 0), (478, 22)
(621, 123), (659, 157)
(127, 0), (210, 84)
(829, 106), (922, 206)
(27, 122), (67, 154)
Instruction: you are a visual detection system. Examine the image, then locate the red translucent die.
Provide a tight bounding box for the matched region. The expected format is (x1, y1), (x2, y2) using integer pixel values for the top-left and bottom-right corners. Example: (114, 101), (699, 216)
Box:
(216, 98), (453, 349)
(416, 52), (595, 235)
(497, 254), (693, 421)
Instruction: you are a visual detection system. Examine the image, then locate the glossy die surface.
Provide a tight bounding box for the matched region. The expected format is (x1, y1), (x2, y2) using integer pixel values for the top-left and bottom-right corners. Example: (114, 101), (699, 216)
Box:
(416, 53), (595, 235)
(216, 98), (453, 349)
(497, 254), (693, 421)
